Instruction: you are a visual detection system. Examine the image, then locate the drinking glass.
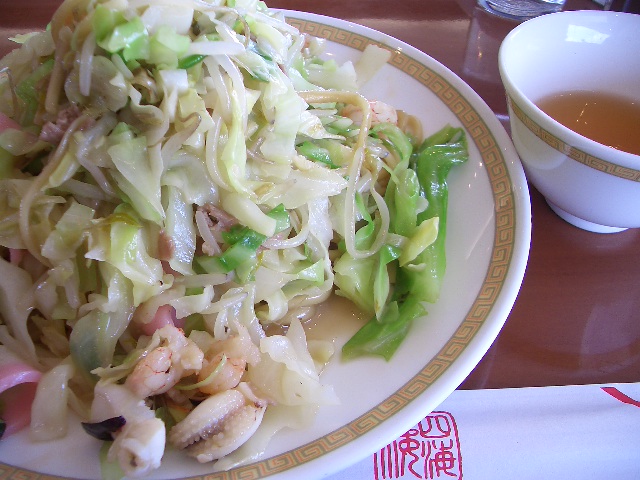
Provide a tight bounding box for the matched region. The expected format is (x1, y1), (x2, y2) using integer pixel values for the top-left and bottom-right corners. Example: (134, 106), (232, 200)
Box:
(477, 0), (566, 20)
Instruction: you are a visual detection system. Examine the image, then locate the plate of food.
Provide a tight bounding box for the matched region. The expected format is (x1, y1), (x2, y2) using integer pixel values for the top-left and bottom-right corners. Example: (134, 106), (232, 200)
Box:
(0, 1), (530, 479)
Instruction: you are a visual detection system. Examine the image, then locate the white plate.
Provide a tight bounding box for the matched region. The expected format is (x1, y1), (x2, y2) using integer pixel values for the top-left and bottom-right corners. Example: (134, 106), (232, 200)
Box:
(0, 11), (531, 480)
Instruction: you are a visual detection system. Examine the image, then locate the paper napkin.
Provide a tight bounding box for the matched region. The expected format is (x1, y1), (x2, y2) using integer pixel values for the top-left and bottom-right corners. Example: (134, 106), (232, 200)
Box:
(325, 383), (640, 480)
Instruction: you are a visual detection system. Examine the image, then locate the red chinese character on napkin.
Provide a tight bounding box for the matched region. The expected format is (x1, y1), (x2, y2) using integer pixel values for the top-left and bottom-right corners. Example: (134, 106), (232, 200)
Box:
(373, 411), (463, 479)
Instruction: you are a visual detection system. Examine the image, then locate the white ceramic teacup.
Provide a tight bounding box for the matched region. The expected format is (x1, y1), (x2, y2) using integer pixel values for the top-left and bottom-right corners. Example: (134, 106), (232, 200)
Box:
(499, 10), (640, 233)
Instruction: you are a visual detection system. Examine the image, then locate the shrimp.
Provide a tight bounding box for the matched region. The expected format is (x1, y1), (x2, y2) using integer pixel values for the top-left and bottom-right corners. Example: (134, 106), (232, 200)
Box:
(125, 325), (204, 399)
(197, 353), (246, 396)
(341, 100), (398, 126)
(196, 324), (261, 396)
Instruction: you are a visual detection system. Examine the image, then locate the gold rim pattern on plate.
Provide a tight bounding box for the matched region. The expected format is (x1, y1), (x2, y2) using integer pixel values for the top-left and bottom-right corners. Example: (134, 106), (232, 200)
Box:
(508, 96), (640, 182)
(0, 17), (518, 480)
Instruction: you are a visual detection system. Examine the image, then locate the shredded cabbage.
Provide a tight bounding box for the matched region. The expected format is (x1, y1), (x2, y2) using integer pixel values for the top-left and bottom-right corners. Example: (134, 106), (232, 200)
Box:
(0, 0), (467, 475)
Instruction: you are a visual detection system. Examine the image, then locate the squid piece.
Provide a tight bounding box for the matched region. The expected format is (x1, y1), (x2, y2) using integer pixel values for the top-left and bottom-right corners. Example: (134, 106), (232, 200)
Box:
(110, 417), (166, 478)
(90, 382), (166, 477)
(168, 383), (267, 463)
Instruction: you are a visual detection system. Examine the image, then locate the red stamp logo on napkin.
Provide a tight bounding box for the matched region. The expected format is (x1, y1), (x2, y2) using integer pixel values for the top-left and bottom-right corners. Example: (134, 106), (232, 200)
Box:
(373, 411), (463, 479)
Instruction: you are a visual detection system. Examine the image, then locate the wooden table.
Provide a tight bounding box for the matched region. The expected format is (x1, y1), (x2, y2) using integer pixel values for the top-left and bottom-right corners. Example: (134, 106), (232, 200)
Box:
(1, 0), (639, 393)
